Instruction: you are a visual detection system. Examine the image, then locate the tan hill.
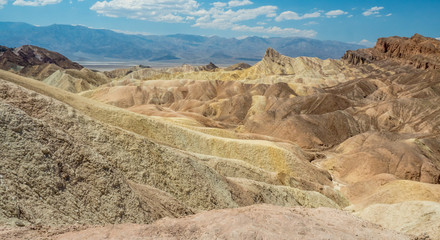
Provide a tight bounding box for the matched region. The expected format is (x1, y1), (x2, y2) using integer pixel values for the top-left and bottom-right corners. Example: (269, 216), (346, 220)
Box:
(245, 48), (353, 81)
(43, 68), (109, 93)
(0, 45), (111, 93)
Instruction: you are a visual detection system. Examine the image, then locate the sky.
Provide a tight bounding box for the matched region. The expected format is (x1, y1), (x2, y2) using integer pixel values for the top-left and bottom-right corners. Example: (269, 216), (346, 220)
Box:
(0, 0), (439, 46)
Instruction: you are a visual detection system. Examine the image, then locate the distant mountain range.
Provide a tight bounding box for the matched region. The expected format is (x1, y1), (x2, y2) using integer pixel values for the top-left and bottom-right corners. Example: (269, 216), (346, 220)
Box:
(0, 22), (363, 64)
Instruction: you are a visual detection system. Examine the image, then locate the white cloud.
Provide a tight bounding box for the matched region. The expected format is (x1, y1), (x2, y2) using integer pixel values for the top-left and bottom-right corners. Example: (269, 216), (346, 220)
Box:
(228, 0), (252, 7)
(304, 21), (318, 26)
(362, 6), (384, 16)
(192, 4), (316, 37)
(90, 0), (199, 23)
(0, 0), (7, 8)
(386, 13), (392, 17)
(90, 0), (317, 38)
(347, 15), (353, 18)
(275, 11), (321, 21)
(357, 39), (375, 47)
(193, 5), (278, 29)
(159, 14), (185, 22)
(266, 12), (276, 18)
(13, 0), (62, 6)
(213, 2), (226, 8)
(231, 25), (316, 37)
(325, 10), (347, 18)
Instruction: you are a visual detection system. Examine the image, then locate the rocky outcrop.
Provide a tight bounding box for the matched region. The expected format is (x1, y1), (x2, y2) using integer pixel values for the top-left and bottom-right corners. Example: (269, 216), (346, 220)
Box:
(342, 49), (377, 65)
(375, 34), (440, 66)
(198, 62), (218, 71)
(343, 34), (440, 69)
(224, 62), (251, 71)
(0, 45), (83, 71)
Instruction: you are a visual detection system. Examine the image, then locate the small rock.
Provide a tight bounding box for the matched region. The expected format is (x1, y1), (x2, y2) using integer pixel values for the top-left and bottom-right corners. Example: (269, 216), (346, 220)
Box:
(15, 220), (25, 227)
(11, 126), (23, 133)
(41, 147), (51, 155)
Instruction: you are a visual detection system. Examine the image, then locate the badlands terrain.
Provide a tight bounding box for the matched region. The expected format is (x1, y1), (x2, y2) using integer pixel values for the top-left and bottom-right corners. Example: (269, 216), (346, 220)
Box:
(1, 33), (440, 239)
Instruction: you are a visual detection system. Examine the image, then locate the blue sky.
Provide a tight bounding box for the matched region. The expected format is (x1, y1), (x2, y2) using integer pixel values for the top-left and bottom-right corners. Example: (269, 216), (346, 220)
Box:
(0, 0), (439, 46)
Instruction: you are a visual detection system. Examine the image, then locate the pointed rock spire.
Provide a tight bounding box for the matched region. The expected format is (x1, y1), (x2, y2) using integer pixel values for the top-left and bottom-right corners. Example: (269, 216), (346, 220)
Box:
(264, 47), (282, 61)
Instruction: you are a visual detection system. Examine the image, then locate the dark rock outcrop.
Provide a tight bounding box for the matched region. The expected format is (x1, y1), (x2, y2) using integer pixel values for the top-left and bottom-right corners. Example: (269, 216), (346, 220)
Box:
(342, 49), (377, 65)
(0, 45), (83, 73)
(343, 34), (440, 69)
(224, 62), (252, 71)
(198, 62), (218, 72)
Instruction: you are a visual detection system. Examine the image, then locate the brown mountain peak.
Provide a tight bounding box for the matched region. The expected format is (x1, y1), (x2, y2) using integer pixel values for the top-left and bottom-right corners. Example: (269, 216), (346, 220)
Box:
(344, 34), (440, 69)
(411, 33), (425, 40)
